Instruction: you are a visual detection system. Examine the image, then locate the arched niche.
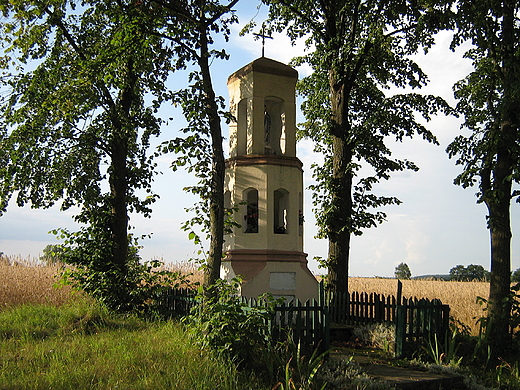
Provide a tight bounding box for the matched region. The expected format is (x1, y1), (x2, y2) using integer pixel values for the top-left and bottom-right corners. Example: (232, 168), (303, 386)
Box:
(243, 188), (258, 233)
(224, 190), (232, 235)
(273, 188), (289, 234)
(264, 96), (286, 155)
(237, 98), (248, 155)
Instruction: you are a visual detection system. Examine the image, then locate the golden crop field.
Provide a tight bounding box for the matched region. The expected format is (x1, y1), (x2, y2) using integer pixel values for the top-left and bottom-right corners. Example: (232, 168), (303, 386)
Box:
(0, 256), (74, 309)
(0, 255), (493, 335)
(349, 277), (490, 334)
(0, 257), (201, 309)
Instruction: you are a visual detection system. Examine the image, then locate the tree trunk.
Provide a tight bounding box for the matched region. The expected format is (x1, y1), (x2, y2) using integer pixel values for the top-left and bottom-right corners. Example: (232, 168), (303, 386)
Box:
(486, 201), (512, 351)
(199, 23), (225, 296)
(485, 0), (517, 355)
(327, 141), (352, 294)
(486, 129), (514, 352)
(327, 71), (353, 294)
(110, 135), (129, 275)
(108, 60), (137, 307)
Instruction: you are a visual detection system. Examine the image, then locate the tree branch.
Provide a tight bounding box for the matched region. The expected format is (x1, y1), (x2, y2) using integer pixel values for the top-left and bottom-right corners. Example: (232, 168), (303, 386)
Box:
(273, 0), (327, 43)
(384, 23), (418, 39)
(150, 0), (198, 24)
(485, 17), (505, 81)
(148, 28), (200, 61)
(207, 0), (240, 25)
(41, 5), (117, 113)
(343, 0), (362, 76)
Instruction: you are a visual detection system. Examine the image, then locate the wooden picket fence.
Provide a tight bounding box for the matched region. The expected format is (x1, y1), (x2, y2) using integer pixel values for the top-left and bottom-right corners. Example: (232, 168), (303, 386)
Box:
(157, 288), (329, 352)
(325, 281), (450, 357)
(155, 287), (196, 318)
(160, 281), (449, 358)
(327, 290), (399, 325)
(395, 297), (450, 358)
(243, 296), (330, 354)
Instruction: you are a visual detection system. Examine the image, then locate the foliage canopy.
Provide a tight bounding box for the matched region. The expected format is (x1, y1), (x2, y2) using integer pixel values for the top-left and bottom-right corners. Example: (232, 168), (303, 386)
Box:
(395, 262), (412, 280)
(447, 0), (520, 352)
(262, 0), (453, 292)
(449, 264), (489, 282)
(0, 0), (175, 311)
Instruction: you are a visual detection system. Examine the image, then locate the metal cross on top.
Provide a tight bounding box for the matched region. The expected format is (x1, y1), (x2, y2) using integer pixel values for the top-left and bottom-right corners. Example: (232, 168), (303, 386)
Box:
(253, 27), (273, 57)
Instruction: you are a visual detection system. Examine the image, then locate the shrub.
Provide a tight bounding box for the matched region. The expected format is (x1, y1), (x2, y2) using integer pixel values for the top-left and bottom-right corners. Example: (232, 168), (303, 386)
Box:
(185, 278), (279, 372)
(352, 323), (396, 352)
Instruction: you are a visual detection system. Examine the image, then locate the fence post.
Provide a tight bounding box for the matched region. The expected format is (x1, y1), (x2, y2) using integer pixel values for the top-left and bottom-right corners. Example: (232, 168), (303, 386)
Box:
(395, 305), (406, 358)
(442, 304), (450, 344)
(396, 279), (403, 305)
(319, 280), (325, 305)
(323, 301), (330, 352)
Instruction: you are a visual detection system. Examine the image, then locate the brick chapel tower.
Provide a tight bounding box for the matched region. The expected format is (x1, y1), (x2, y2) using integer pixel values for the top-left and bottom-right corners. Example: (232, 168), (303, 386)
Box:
(221, 57), (318, 302)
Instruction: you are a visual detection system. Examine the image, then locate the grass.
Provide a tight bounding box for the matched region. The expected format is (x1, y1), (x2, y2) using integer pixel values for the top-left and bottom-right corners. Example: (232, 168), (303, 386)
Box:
(0, 299), (262, 390)
(0, 255), (263, 389)
(1, 256), (518, 389)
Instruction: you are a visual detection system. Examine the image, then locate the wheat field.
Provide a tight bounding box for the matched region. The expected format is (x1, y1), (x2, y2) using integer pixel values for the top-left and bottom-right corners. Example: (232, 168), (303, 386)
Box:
(0, 256), (204, 310)
(1, 255), (491, 333)
(349, 277), (490, 334)
(0, 255), (74, 309)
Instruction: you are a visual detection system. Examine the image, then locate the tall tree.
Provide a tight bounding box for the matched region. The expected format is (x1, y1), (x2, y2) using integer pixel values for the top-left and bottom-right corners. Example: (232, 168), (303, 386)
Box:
(449, 264), (489, 281)
(263, 0), (452, 293)
(395, 262), (412, 279)
(150, 0), (239, 294)
(0, 0), (172, 311)
(447, 0), (520, 353)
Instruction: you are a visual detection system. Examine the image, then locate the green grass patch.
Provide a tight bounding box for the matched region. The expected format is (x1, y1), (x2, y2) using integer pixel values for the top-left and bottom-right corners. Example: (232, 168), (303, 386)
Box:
(0, 300), (262, 389)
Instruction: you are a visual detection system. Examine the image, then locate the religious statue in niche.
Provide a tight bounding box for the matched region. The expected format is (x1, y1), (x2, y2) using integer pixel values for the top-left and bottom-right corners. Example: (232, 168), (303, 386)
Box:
(264, 105), (275, 155)
(244, 203), (258, 233)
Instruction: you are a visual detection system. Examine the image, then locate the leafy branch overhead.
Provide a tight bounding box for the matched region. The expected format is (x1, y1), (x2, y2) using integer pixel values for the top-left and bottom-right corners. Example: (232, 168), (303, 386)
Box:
(261, 0), (454, 292)
(148, 0), (239, 293)
(0, 0), (174, 311)
(446, 0), (520, 354)
(0, 0), (240, 308)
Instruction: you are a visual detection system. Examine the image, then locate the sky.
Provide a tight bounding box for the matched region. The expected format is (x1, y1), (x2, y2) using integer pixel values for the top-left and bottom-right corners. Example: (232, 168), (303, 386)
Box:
(0, 4), (518, 277)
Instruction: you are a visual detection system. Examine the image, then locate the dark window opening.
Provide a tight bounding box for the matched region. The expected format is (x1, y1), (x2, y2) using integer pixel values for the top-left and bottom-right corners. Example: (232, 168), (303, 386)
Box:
(244, 189), (258, 233)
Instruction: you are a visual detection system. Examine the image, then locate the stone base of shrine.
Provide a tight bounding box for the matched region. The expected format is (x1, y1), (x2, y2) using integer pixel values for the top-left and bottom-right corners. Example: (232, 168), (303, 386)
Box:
(221, 249), (318, 302)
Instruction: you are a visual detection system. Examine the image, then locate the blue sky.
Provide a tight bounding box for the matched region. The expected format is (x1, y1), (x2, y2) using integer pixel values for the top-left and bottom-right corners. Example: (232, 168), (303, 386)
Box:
(0, 4), (518, 277)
